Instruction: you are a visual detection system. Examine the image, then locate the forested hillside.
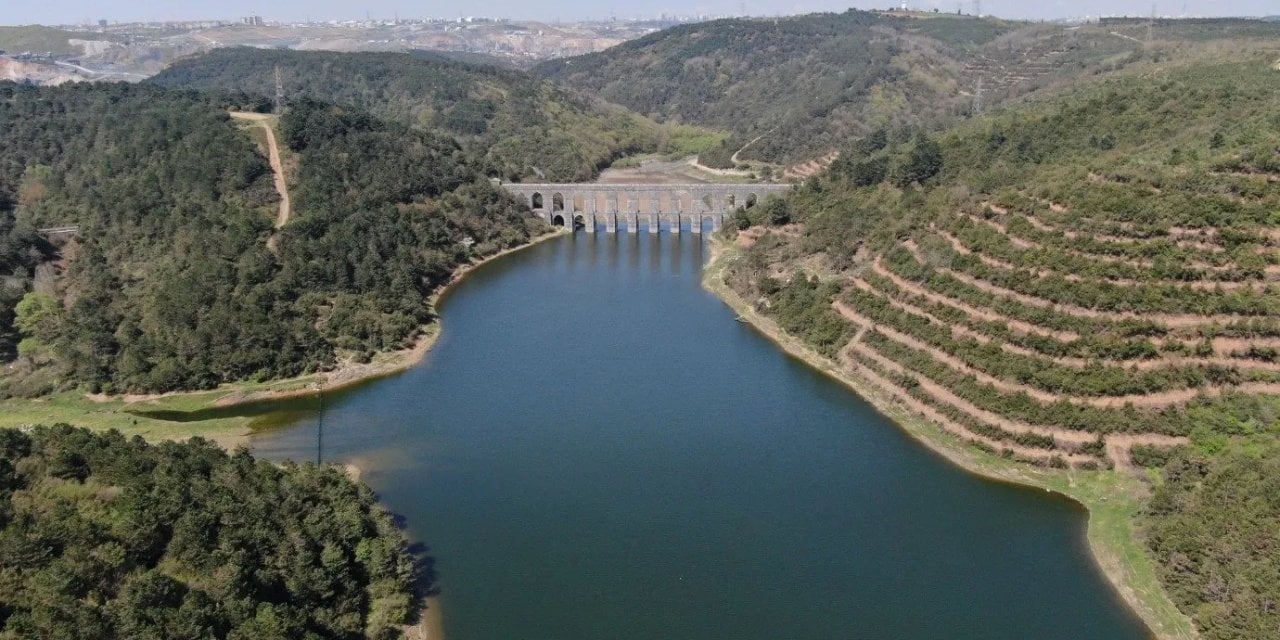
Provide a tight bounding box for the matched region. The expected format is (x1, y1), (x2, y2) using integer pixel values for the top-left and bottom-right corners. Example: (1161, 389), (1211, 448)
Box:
(535, 11), (1280, 168)
(150, 48), (667, 182)
(0, 82), (542, 395)
(720, 53), (1280, 638)
(533, 11), (1030, 166)
(0, 424), (420, 639)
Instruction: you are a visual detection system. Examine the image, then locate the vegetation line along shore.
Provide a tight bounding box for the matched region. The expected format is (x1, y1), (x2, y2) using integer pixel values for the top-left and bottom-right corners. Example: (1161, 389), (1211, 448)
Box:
(701, 238), (1198, 640)
(6, 12), (1280, 640)
(201, 227), (570, 414)
(0, 223), (566, 450)
(138, 228), (568, 443)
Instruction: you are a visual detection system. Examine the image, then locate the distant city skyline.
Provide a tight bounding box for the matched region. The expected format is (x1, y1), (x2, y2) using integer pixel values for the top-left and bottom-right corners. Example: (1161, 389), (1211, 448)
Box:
(5, 0), (1276, 26)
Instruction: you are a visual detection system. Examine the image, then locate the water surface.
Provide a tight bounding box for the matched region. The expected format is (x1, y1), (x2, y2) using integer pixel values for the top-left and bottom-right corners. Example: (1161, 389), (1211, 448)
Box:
(252, 231), (1150, 640)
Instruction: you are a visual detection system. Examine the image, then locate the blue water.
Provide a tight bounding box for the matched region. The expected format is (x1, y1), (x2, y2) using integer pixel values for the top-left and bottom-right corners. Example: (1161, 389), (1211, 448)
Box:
(252, 231), (1151, 640)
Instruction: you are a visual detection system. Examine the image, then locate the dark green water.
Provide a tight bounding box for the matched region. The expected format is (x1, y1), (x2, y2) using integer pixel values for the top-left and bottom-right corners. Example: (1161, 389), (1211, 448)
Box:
(250, 231), (1150, 640)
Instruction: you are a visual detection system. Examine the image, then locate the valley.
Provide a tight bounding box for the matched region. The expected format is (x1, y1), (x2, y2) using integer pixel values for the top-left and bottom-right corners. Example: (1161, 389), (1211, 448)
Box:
(1, 7), (1279, 640)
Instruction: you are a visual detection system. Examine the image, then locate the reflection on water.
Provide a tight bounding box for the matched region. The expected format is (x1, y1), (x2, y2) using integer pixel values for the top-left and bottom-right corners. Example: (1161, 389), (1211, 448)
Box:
(231, 231), (1150, 640)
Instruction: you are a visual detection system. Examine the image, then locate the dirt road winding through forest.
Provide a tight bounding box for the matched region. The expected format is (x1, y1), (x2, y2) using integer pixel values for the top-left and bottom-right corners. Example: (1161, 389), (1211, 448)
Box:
(230, 112), (291, 251)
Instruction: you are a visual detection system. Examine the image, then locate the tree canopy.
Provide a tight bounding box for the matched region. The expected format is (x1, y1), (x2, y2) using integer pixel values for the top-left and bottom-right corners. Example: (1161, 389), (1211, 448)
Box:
(0, 424), (421, 640)
(150, 48), (665, 182)
(0, 82), (542, 395)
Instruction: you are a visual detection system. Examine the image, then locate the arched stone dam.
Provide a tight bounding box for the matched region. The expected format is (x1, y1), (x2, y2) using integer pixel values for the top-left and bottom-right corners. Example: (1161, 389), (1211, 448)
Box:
(502, 183), (793, 233)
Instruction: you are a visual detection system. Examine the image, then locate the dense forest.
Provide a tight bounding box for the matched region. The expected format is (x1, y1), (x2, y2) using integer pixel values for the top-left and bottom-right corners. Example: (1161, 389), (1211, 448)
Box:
(720, 49), (1280, 638)
(4, 13), (1280, 639)
(0, 82), (542, 395)
(536, 11), (949, 166)
(0, 425), (420, 639)
(532, 10), (1136, 166)
(149, 48), (673, 182)
(535, 11), (1280, 168)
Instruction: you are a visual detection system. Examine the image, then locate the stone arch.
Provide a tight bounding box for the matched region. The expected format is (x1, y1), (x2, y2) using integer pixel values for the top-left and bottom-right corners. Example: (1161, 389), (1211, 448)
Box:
(677, 192), (693, 214)
(639, 192), (655, 214)
(659, 192), (673, 213)
(573, 193), (585, 213)
(746, 193), (758, 209)
(552, 192), (565, 212)
(531, 192), (544, 209)
(551, 214), (565, 227)
(701, 193), (714, 212)
(594, 191), (608, 214)
(573, 214), (585, 229)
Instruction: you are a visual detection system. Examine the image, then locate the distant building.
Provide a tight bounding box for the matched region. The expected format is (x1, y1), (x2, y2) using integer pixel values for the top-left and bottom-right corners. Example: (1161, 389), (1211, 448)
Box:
(98, 19), (108, 28)
(243, 15), (265, 26)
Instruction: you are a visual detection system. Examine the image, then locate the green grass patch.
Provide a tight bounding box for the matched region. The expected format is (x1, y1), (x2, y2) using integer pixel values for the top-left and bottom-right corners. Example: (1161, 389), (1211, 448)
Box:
(0, 392), (250, 445)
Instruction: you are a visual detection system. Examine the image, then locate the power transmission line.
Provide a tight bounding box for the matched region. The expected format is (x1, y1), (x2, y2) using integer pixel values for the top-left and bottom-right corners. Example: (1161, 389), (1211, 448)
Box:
(274, 64), (285, 112)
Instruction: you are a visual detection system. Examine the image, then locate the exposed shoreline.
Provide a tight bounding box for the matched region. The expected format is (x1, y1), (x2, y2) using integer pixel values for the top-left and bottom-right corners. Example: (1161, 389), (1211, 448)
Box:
(221, 228), (570, 408)
(41, 228), (1192, 639)
(75, 228), (568, 449)
(144, 230), (567, 640)
(700, 238), (1197, 640)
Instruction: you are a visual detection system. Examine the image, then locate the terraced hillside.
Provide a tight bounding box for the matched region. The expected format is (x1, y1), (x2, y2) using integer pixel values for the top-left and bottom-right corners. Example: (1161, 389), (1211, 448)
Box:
(720, 54), (1280, 638)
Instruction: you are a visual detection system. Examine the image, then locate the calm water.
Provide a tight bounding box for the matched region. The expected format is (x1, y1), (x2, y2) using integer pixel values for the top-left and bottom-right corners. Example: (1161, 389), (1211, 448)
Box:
(250, 230), (1150, 640)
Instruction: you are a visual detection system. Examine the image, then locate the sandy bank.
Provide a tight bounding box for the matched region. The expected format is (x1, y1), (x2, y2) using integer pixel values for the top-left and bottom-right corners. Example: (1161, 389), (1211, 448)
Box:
(403, 597), (445, 640)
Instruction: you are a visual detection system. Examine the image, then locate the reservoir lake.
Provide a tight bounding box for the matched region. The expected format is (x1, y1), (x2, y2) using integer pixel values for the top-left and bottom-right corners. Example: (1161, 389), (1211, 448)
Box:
(250, 230), (1151, 640)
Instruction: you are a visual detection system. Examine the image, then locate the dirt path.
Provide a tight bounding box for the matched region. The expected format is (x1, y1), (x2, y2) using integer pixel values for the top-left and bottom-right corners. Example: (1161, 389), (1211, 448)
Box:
(1109, 31), (1145, 44)
(935, 229), (1258, 291)
(685, 157), (756, 179)
(230, 112), (291, 251)
(1019, 214), (1224, 253)
(871, 259), (1082, 341)
(839, 339), (1099, 465)
(842, 332), (1098, 447)
(937, 263), (1257, 328)
(966, 211), (1235, 271)
(1107, 434), (1191, 474)
(263, 125), (290, 229)
(854, 276), (1280, 374)
(905, 241), (1261, 329)
(842, 320), (1194, 466)
(964, 213), (1035, 248)
(730, 129), (778, 165)
(835, 299), (1278, 409)
(783, 151), (839, 180)
(836, 300), (1065, 404)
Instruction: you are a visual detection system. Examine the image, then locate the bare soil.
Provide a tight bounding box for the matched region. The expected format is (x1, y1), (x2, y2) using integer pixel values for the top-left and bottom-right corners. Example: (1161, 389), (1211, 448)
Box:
(230, 112), (292, 251)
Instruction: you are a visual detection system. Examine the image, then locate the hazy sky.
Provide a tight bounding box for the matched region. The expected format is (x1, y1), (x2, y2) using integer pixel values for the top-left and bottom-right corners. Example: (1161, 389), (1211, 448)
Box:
(6, 0), (1277, 26)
